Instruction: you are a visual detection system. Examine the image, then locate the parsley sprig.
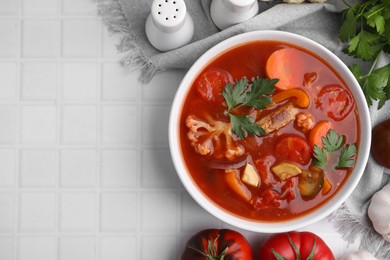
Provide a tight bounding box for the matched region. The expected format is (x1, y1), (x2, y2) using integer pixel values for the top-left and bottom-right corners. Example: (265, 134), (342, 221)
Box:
(340, 0), (390, 108)
(222, 77), (277, 139)
(313, 129), (357, 169)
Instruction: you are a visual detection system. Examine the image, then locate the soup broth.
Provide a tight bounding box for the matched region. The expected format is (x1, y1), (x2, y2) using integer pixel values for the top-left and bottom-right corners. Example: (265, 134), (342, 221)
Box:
(180, 40), (360, 222)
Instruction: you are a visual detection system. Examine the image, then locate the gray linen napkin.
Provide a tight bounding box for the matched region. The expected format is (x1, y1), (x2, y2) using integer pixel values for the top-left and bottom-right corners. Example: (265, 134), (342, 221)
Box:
(99, 0), (390, 258)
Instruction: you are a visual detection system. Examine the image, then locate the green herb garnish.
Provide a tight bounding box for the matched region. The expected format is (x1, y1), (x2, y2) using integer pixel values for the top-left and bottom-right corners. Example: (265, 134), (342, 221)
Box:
(313, 129), (357, 169)
(313, 145), (327, 169)
(222, 77), (277, 139)
(337, 144), (357, 168)
(340, 0), (390, 108)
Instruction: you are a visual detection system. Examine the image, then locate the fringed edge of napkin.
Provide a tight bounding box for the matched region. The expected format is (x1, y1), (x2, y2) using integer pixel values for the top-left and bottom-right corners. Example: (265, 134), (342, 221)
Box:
(98, 0), (163, 83)
(331, 204), (390, 260)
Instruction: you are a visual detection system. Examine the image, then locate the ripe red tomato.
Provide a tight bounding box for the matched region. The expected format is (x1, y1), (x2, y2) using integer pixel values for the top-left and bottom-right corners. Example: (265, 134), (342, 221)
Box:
(259, 231), (335, 260)
(195, 69), (233, 104)
(181, 229), (253, 260)
(315, 84), (354, 121)
(275, 135), (312, 165)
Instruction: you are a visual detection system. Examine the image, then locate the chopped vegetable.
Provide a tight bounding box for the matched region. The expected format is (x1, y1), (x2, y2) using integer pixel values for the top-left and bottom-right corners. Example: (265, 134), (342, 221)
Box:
(271, 162), (302, 181)
(315, 84), (354, 121)
(195, 68), (233, 104)
(271, 88), (310, 108)
(266, 48), (305, 90)
(339, 0), (390, 108)
(275, 135), (312, 165)
(225, 170), (252, 201)
(222, 77), (277, 139)
(298, 166), (324, 198)
(309, 120), (332, 147)
(242, 162), (260, 187)
(185, 115), (244, 159)
(322, 178), (332, 195)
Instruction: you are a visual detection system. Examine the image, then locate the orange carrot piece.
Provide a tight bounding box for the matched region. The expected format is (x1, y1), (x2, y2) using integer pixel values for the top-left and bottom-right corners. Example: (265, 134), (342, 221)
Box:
(308, 120), (332, 147)
(266, 48), (304, 90)
(272, 88), (310, 108)
(322, 178), (332, 195)
(225, 170), (252, 201)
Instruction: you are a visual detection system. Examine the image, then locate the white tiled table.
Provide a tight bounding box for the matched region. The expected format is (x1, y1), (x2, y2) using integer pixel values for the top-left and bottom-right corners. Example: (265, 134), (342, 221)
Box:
(0, 0), (359, 259)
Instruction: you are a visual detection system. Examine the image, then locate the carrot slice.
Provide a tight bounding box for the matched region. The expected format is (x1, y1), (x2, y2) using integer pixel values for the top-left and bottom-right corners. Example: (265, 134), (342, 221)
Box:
(322, 178), (332, 195)
(266, 48), (304, 90)
(225, 170), (252, 201)
(272, 88), (310, 108)
(308, 120), (332, 147)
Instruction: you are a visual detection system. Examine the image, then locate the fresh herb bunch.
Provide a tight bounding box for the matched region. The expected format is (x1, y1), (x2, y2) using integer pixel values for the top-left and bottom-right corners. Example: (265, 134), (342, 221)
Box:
(313, 129), (357, 169)
(222, 77), (277, 139)
(340, 0), (390, 108)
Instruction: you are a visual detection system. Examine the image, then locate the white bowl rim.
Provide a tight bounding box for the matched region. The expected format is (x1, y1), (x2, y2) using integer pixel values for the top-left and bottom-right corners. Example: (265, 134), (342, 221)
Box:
(169, 30), (371, 233)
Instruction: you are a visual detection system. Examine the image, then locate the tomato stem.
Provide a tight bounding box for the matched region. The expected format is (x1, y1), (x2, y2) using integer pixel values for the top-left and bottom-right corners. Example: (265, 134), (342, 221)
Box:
(287, 235), (301, 260)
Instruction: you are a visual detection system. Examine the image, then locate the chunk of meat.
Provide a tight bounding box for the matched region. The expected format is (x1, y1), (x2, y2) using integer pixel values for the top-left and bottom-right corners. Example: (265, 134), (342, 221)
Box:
(256, 103), (299, 134)
(295, 112), (315, 133)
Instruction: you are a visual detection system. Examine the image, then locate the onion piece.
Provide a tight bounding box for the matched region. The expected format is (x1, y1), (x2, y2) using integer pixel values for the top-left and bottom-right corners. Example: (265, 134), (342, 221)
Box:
(207, 155), (250, 170)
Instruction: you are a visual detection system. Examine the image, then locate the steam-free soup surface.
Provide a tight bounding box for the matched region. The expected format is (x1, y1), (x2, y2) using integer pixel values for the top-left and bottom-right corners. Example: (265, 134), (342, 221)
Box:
(180, 40), (359, 221)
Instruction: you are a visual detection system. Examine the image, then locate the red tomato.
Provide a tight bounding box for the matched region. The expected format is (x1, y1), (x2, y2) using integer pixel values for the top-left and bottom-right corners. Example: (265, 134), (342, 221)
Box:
(259, 231), (335, 260)
(195, 69), (233, 104)
(316, 84), (354, 121)
(181, 229), (252, 260)
(275, 135), (312, 165)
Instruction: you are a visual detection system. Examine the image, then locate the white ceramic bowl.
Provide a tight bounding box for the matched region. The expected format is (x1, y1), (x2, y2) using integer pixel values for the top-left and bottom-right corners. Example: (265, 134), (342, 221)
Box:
(169, 30), (371, 233)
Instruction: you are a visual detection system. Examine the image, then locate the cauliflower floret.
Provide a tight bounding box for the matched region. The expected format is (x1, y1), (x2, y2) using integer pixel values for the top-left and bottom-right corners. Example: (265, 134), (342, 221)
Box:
(295, 112), (315, 133)
(185, 115), (244, 159)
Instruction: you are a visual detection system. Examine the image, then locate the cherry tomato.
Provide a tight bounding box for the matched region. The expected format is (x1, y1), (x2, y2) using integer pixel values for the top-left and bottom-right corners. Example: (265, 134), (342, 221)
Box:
(275, 135), (312, 165)
(181, 229), (253, 260)
(258, 231), (335, 260)
(316, 84), (354, 121)
(195, 69), (233, 104)
(371, 119), (390, 169)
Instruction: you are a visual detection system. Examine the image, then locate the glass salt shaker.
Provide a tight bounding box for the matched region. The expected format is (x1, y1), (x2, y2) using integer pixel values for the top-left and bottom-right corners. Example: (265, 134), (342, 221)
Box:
(210, 0), (259, 30)
(145, 0), (194, 52)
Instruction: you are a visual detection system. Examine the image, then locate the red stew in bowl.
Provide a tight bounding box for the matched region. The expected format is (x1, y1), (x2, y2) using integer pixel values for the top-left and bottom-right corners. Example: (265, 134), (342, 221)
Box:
(180, 41), (360, 222)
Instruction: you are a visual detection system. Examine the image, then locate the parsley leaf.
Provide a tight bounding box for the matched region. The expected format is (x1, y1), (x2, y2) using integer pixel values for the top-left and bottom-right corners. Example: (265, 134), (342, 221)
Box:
(339, 0), (390, 108)
(365, 64), (390, 107)
(229, 114), (266, 139)
(336, 144), (357, 168)
(222, 77), (277, 139)
(340, 4), (358, 42)
(322, 129), (344, 152)
(313, 145), (327, 169)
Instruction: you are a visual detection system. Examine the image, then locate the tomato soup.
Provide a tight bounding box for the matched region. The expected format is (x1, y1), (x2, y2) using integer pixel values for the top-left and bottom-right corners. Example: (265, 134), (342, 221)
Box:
(180, 41), (360, 222)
